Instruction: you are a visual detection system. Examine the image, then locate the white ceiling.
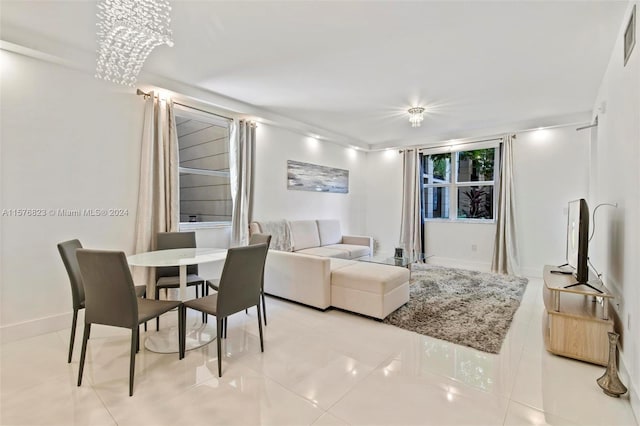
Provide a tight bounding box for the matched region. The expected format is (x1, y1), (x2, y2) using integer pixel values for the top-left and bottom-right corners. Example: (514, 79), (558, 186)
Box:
(0, 1), (629, 149)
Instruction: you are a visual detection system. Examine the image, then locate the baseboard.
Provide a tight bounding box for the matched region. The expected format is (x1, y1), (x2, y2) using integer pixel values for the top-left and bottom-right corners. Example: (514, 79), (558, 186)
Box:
(426, 256), (492, 272)
(425, 257), (542, 279)
(619, 355), (640, 425)
(631, 379), (640, 426)
(0, 311), (74, 344)
(520, 266), (543, 279)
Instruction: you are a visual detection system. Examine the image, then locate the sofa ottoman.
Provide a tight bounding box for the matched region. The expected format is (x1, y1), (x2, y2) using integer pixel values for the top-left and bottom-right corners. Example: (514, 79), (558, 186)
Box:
(330, 263), (410, 319)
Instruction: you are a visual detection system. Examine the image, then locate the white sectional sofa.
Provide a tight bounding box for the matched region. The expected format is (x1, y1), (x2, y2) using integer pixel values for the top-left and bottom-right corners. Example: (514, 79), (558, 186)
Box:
(288, 219), (373, 259)
(249, 219), (410, 319)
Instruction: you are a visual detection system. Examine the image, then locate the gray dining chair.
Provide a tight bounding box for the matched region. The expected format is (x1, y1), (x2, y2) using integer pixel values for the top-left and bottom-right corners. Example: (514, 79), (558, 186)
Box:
(155, 231), (208, 330)
(207, 233), (272, 329)
(76, 249), (184, 396)
(57, 239), (147, 363)
(180, 243), (269, 376)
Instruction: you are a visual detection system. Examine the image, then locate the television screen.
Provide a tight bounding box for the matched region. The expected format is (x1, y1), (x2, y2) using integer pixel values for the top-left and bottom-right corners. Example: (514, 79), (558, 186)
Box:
(566, 199), (589, 283)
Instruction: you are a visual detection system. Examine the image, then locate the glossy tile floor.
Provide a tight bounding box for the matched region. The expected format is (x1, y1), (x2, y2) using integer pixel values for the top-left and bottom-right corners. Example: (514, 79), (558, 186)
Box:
(1, 277), (637, 425)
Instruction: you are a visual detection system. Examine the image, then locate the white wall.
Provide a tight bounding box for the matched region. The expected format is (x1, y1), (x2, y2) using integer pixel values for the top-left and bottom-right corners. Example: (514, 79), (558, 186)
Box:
(365, 126), (590, 275)
(253, 124), (367, 236)
(514, 127), (590, 276)
(364, 149), (403, 254)
(0, 50), (144, 339)
(589, 1), (640, 419)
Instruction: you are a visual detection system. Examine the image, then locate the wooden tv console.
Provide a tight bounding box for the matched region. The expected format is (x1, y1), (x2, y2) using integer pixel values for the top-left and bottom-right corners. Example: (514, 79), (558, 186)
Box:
(542, 265), (614, 366)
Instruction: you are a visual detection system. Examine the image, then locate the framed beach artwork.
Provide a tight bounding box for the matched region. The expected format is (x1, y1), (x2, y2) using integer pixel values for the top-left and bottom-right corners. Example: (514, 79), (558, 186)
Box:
(287, 160), (349, 193)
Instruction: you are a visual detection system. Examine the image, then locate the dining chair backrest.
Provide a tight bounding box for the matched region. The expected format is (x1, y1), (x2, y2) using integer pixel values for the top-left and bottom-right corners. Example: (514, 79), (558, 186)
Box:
(76, 249), (138, 329)
(249, 233), (271, 290)
(216, 243), (269, 318)
(156, 232), (198, 278)
(57, 239), (85, 309)
(249, 233), (271, 247)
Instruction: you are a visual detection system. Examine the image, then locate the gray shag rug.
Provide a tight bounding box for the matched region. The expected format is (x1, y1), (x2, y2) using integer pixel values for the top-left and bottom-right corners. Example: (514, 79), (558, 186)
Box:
(383, 264), (528, 354)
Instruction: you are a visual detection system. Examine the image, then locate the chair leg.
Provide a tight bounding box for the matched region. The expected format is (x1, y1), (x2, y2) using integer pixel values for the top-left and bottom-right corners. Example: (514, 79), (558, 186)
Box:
(261, 292), (267, 326)
(224, 317), (228, 339)
(155, 287), (161, 331)
(216, 318), (223, 377)
(143, 293), (148, 332)
(77, 323), (91, 387)
(257, 304), (264, 353)
(178, 306), (185, 359)
(129, 329), (138, 397)
(136, 326), (140, 353)
(68, 308), (78, 363)
(201, 282), (206, 324)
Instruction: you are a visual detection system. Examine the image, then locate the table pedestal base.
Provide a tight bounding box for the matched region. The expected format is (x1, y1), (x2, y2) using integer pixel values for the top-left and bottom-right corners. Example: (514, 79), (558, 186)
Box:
(144, 322), (217, 354)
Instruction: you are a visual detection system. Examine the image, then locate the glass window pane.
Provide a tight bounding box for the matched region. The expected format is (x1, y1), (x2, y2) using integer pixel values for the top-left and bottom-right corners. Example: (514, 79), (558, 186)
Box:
(176, 112), (231, 223)
(424, 186), (450, 219)
(424, 153), (451, 184)
(457, 186), (494, 219)
(457, 148), (495, 182)
(179, 173), (232, 223)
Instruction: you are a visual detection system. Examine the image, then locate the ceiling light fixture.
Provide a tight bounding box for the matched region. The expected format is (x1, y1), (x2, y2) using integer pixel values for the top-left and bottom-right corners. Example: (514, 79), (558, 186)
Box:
(408, 107), (425, 128)
(96, 0), (174, 87)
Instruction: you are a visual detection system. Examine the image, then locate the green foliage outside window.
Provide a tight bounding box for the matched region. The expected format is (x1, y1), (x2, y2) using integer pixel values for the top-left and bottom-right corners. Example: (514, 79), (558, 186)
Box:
(458, 148), (495, 181)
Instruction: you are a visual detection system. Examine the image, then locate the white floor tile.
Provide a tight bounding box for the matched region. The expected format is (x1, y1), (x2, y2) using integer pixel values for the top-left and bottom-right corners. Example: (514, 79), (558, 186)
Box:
(1, 276), (636, 426)
(504, 400), (580, 426)
(329, 365), (510, 425)
(0, 332), (70, 397)
(0, 373), (115, 425)
(112, 364), (324, 426)
(312, 412), (350, 426)
(511, 349), (636, 425)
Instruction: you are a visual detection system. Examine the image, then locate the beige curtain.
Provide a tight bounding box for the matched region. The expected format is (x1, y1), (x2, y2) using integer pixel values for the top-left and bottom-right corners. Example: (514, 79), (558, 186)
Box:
(229, 120), (256, 247)
(492, 134), (520, 275)
(132, 92), (180, 287)
(399, 149), (423, 258)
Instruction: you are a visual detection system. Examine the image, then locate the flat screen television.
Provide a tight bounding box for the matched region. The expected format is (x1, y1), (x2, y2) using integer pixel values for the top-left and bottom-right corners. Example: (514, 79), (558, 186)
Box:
(566, 198), (589, 283)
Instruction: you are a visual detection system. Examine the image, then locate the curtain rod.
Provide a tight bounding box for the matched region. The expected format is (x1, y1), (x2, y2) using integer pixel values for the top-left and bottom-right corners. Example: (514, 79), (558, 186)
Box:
(576, 116), (598, 131)
(398, 136), (507, 153)
(136, 89), (234, 122)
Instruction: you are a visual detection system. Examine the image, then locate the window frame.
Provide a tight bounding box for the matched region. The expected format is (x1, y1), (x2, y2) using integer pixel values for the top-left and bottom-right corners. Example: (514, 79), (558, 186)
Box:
(422, 141), (500, 224)
(174, 104), (233, 229)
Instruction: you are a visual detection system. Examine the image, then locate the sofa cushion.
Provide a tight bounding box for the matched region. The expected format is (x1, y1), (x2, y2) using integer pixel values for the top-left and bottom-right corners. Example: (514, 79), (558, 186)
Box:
(331, 263), (410, 294)
(297, 247), (350, 259)
(289, 220), (320, 251)
(317, 219), (342, 246)
(329, 258), (357, 270)
(323, 244), (370, 259)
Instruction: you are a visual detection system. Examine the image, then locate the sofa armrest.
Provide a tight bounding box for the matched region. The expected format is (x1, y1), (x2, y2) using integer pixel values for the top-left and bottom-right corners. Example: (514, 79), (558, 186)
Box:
(263, 250), (331, 309)
(342, 235), (373, 254)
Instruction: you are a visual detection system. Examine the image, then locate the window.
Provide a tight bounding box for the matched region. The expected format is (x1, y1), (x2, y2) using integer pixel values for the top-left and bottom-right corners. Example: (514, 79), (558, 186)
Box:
(175, 106), (232, 225)
(423, 146), (499, 222)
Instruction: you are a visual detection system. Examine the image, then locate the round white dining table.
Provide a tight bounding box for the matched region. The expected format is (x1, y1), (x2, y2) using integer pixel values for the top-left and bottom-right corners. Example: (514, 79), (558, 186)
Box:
(127, 247), (227, 354)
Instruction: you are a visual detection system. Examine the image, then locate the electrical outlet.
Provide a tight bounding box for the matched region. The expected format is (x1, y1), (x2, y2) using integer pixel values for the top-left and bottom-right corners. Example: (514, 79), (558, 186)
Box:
(471, 244), (477, 252)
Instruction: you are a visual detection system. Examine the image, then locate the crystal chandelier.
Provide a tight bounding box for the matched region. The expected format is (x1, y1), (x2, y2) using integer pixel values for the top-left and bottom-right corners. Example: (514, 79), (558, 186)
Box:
(96, 0), (174, 87)
(408, 107), (425, 128)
